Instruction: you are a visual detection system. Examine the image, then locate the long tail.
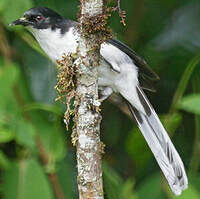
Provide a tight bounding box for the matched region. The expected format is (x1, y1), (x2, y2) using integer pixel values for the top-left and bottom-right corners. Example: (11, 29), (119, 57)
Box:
(125, 86), (188, 195)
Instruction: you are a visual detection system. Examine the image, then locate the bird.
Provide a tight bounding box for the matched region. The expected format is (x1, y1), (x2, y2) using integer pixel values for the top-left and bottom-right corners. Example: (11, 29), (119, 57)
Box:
(10, 7), (188, 195)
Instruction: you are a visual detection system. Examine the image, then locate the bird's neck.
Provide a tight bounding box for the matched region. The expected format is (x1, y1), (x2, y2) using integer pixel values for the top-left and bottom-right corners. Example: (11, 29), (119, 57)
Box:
(28, 27), (79, 63)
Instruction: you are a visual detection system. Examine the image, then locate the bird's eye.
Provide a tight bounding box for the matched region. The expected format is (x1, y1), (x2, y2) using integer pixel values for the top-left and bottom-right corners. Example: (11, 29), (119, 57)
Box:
(36, 15), (43, 22)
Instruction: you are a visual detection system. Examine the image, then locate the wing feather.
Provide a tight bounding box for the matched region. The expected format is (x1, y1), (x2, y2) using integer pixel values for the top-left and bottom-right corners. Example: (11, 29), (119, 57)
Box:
(125, 86), (188, 195)
(107, 39), (159, 92)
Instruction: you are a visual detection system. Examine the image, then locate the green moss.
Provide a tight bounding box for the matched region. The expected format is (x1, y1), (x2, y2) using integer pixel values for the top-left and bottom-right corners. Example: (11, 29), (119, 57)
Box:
(55, 53), (79, 130)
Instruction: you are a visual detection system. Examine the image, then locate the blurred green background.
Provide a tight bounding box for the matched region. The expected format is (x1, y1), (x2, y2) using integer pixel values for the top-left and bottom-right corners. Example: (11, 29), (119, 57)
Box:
(0, 0), (200, 198)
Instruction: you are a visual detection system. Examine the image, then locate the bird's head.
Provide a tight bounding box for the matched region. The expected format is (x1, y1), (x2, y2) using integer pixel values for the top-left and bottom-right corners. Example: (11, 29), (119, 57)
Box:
(9, 7), (79, 63)
(9, 7), (64, 30)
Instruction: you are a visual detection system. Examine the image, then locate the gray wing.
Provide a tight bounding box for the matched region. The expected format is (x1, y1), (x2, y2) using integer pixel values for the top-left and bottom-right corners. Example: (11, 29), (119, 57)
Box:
(107, 39), (160, 92)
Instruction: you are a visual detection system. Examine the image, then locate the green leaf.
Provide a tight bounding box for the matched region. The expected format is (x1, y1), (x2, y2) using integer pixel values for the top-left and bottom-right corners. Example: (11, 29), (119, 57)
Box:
(189, 78), (200, 174)
(0, 128), (15, 143)
(166, 175), (200, 199)
(14, 119), (36, 150)
(121, 180), (137, 199)
(38, 123), (66, 165)
(137, 173), (165, 199)
(103, 163), (123, 199)
(177, 186), (200, 199)
(177, 94), (200, 115)
(103, 164), (138, 199)
(23, 103), (62, 116)
(57, 154), (77, 199)
(0, 0), (7, 12)
(188, 174), (200, 193)
(0, 64), (20, 109)
(2, 159), (54, 199)
(170, 54), (200, 112)
(125, 128), (152, 173)
(29, 114), (66, 170)
(161, 112), (182, 135)
(170, 186), (200, 199)
(1, 0), (33, 27)
(1, 161), (19, 199)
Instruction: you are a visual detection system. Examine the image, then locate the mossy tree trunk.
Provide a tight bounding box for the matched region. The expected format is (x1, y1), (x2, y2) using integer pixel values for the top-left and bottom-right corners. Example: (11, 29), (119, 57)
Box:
(74, 0), (105, 198)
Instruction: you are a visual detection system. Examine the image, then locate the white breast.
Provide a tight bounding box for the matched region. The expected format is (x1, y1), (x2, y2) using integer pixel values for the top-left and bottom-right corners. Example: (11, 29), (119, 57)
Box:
(28, 27), (79, 63)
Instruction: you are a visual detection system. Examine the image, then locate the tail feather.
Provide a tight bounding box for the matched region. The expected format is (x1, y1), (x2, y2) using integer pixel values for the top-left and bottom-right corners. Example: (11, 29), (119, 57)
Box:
(126, 86), (188, 195)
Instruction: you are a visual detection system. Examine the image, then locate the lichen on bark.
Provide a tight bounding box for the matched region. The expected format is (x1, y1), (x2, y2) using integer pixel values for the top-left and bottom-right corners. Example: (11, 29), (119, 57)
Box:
(74, 1), (106, 198)
(55, 0), (112, 198)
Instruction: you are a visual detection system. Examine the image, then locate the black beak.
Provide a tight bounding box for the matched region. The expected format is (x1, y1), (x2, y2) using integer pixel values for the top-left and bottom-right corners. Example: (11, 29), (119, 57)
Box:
(9, 17), (28, 26)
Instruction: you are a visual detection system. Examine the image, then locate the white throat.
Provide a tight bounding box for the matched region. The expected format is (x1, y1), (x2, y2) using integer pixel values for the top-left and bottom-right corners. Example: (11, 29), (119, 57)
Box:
(28, 27), (79, 63)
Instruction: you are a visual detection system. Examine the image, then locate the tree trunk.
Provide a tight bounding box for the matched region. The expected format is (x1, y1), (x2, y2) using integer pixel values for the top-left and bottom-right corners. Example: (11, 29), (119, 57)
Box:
(74, 0), (104, 198)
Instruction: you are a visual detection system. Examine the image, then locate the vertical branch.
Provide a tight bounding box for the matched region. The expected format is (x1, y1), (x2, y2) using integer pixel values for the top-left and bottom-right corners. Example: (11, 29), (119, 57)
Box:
(0, 20), (12, 62)
(73, 0), (105, 198)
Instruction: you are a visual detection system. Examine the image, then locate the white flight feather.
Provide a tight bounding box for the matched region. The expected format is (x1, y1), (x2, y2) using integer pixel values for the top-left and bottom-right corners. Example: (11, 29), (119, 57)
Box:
(131, 87), (188, 195)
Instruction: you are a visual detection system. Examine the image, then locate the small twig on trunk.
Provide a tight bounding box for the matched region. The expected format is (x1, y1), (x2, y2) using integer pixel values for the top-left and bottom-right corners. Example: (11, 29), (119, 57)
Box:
(112, 0), (126, 25)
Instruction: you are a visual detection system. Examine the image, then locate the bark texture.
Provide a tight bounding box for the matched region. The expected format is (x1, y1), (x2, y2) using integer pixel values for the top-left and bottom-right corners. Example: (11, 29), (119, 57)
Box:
(74, 0), (104, 198)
